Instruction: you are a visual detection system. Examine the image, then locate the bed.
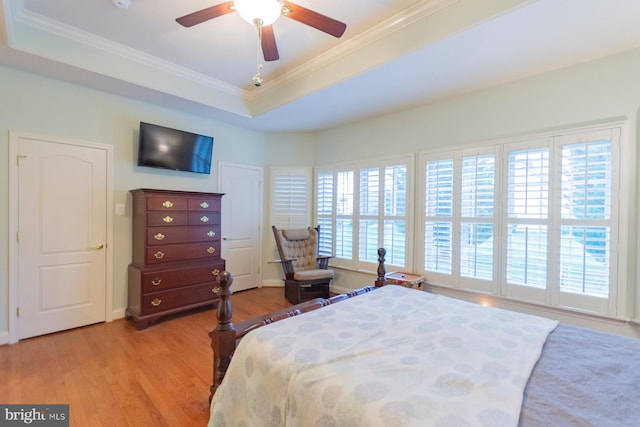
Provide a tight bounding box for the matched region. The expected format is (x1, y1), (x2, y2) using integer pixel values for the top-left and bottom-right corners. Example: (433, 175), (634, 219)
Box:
(207, 252), (640, 427)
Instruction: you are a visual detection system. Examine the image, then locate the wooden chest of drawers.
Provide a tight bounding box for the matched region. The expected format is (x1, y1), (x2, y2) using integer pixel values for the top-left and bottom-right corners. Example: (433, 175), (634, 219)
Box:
(126, 189), (225, 329)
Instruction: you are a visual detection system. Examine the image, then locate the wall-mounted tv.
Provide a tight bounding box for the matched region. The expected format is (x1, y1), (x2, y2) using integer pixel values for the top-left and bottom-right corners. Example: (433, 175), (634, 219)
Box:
(137, 122), (214, 174)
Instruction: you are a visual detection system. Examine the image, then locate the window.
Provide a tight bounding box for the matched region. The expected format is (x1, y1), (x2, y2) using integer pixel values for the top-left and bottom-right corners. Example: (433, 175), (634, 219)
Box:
(315, 172), (333, 256)
(421, 124), (623, 316)
(424, 157), (454, 275)
(315, 156), (413, 271)
(335, 170), (354, 259)
(270, 167), (311, 229)
(505, 145), (549, 292)
(460, 153), (496, 282)
(423, 148), (498, 293)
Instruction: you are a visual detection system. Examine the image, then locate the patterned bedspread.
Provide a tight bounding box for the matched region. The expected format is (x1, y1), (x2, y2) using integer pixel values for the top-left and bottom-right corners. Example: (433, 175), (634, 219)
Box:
(208, 286), (558, 427)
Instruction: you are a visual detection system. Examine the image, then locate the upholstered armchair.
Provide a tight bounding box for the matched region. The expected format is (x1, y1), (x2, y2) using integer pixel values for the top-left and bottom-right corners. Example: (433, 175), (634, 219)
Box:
(272, 225), (334, 304)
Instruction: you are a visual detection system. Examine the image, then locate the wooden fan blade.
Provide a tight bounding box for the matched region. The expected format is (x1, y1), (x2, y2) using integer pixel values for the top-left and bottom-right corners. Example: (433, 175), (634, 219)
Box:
(261, 25), (280, 61)
(282, 1), (346, 38)
(176, 1), (235, 27)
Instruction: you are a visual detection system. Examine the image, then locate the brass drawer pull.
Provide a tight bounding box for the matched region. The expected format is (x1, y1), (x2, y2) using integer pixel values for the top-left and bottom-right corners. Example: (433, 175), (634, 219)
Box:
(154, 233), (165, 241)
(200, 216), (209, 223)
(200, 201), (209, 209)
(162, 200), (173, 208)
(211, 269), (220, 276)
(212, 287), (219, 294)
(151, 298), (162, 307)
(207, 231), (216, 238)
(154, 251), (165, 259)
(151, 278), (161, 286)
(162, 216), (173, 224)
(207, 247), (216, 254)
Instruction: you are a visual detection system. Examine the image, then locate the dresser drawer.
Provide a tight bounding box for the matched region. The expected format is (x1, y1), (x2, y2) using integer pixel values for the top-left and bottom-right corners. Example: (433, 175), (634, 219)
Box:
(146, 212), (187, 226)
(146, 195), (188, 211)
(188, 212), (221, 225)
(188, 197), (221, 212)
(140, 262), (224, 293)
(146, 226), (220, 245)
(145, 241), (221, 264)
(128, 189), (225, 329)
(142, 282), (217, 315)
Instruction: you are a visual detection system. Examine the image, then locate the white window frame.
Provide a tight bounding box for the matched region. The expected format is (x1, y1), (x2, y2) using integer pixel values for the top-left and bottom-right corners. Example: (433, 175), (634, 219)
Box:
(269, 166), (312, 262)
(269, 166), (312, 227)
(315, 155), (414, 272)
(418, 121), (628, 318)
(458, 146), (502, 294)
(500, 137), (551, 304)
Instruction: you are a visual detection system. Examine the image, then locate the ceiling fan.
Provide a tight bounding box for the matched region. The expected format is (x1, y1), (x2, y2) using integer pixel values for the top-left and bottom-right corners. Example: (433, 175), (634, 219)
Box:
(175, 0), (347, 63)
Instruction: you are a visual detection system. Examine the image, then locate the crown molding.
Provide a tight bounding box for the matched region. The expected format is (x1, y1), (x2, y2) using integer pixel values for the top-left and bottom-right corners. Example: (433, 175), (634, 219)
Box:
(6, 0), (459, 119)
(9, 0), (456, 104)
(12, 3), (247, 97)
(249, 0), (457, 101)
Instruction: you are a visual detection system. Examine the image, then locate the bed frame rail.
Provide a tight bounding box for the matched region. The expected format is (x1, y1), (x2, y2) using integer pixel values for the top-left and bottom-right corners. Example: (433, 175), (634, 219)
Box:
(209, 271), (376, 401)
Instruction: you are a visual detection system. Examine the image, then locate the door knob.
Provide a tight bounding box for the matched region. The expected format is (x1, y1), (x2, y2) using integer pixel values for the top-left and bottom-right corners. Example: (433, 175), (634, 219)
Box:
(91, 243), (104, 250)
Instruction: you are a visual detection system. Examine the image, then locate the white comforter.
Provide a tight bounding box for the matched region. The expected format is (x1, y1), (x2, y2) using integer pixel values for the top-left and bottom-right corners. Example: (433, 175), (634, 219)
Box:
(208, 286), (558, 427)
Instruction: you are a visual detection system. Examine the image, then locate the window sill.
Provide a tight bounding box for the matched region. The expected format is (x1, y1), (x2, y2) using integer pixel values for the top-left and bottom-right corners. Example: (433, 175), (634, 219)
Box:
(424, 282), (637, 334)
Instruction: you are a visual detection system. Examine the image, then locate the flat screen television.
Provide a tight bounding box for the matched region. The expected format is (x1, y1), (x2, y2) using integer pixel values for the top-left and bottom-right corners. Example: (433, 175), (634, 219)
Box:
(137, 122), (214, 174)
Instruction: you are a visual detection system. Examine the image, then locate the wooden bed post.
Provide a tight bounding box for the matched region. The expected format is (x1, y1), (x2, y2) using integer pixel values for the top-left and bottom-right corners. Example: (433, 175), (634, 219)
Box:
(207, 269), (379, 403)
(209, 271), (236, 403)
(375, 247), (387, 287)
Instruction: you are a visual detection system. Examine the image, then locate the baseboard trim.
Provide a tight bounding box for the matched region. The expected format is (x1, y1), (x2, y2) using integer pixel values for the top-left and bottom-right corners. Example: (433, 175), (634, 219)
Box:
(262, 280), (284, 288)
(331, 284), (355, 295)
(0, 331), (9, 346)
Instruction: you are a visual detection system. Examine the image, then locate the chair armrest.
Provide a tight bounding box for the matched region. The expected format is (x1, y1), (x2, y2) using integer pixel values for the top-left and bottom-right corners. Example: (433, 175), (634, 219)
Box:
(316, 255), (333, 270)
(280, 258), (296, 276)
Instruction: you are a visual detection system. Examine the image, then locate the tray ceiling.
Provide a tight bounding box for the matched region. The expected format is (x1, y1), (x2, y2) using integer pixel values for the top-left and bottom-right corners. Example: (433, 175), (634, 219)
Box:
(2, 0), (640, 132)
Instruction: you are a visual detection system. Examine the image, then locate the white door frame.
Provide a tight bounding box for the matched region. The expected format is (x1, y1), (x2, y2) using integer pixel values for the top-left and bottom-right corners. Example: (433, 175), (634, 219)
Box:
(8, 131), (114, 344)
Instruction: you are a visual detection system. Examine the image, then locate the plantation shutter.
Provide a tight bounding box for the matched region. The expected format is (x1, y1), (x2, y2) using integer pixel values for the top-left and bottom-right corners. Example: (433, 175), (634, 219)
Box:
(335, 170), (354, 259)
(316, 171), (333, 256)
(382, 164), (407, 267)
(556, 130), (616, 300)
(460, 154), (495, 281)
(505, 147), (550, 290)
(419, 122), (623, 316)
(358, 167), (379, 263)
(424, 158), (454, 274)
(270, 167), (311, 229)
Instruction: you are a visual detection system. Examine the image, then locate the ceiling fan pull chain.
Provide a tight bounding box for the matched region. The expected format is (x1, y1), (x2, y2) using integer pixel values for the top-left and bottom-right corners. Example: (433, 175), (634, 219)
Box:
(252, 19), (264, 87)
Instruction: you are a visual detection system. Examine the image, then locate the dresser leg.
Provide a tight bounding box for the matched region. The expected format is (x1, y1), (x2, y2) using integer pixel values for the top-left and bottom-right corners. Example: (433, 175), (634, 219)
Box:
(125, 309), (151, 330)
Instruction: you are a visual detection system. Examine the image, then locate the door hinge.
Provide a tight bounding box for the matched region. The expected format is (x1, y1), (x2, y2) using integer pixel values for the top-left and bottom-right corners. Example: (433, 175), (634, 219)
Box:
(16, 307), (19, 317)
(16, 231), (20, 242)
(16, 155), (27, 166)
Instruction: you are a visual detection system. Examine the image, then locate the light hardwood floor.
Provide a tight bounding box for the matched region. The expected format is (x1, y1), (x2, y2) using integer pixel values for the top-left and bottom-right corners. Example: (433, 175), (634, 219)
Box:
(0, 287), (291, 427)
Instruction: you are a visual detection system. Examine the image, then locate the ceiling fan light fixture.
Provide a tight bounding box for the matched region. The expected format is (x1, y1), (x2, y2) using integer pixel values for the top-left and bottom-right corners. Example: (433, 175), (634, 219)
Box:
(234, 0), (281, 26)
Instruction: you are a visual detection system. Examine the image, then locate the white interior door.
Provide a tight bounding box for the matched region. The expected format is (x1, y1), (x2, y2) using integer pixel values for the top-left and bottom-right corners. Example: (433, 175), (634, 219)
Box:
(16, 135), (108, 339)
(218, 162), (262, 292)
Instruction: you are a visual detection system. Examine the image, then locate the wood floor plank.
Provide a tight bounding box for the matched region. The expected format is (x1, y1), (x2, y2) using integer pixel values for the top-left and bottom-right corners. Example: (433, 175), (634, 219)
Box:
(0, 287), (290, 427)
